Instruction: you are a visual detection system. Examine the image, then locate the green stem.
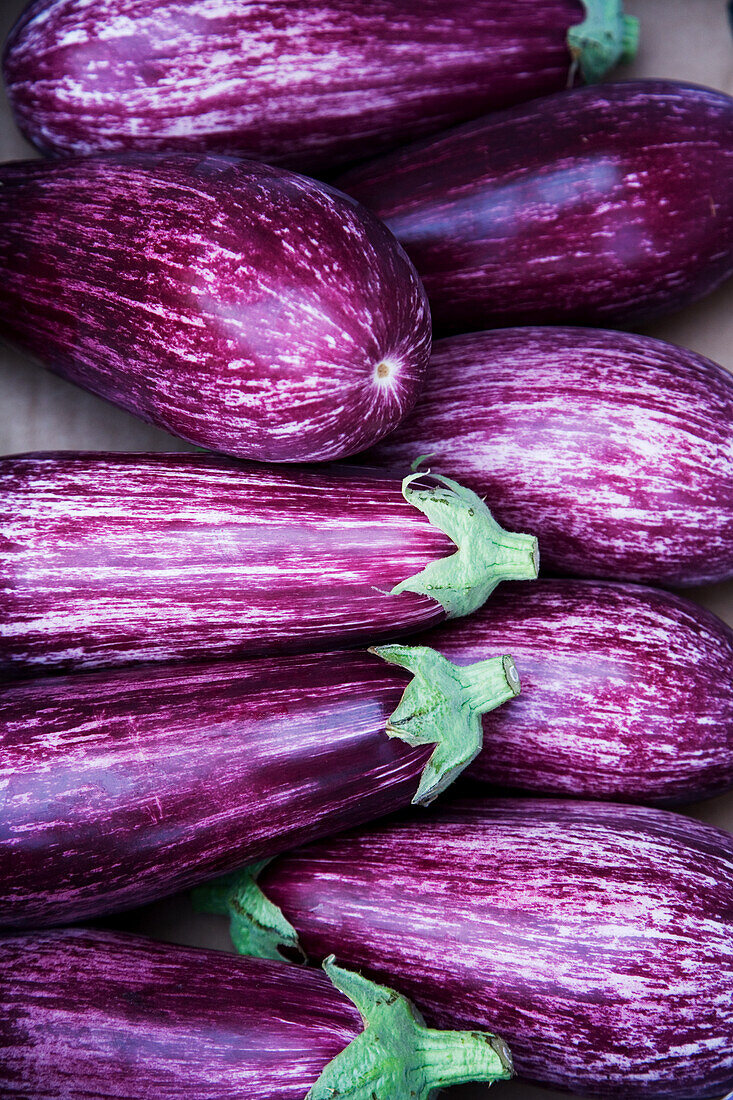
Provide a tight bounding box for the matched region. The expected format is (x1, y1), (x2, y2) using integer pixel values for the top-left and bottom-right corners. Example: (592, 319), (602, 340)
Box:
(306, 957), (513, 1100)
(393, 472), (539, 619)
(414, 1025), (514, 1090)
(191, 860), (303, 962)
(620, 11), (639, 63)
(568, 1), (639, 83)
(460, 654), (521, 711)
(372, 644), (520, 804)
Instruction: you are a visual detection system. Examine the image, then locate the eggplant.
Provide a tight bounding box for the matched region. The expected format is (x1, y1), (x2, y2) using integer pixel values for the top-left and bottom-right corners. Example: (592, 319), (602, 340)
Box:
(3, 1), (637, 175)
(0, 152), (431, 463)
(197, 799), (733, 1100)
(415, 579), (733, 805)
(0, 452), (537, 675)
(337, 80), (733, 330)
(364, 327), (733, 585)
(0, 639), (520, 929)
(0, 928), (512, 1099)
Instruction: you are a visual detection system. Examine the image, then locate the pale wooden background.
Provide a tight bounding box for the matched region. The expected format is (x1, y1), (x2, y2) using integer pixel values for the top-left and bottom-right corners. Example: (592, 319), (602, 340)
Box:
(1, 3), (732, 1098)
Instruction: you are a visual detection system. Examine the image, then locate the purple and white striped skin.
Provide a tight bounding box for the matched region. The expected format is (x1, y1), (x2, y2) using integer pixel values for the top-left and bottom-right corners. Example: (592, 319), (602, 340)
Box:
(0, 639), (520, 929)
(210, 799), (733, 1098)
(365, 327), (733, 585)
(0, 929), (513, 1099)
(0, 452), (538, 675)
(2, 1), (637, 176)
(417, 579), (733, 804)
(0, 152), (430, 463)
(0, 931), (363, 1099)
(337, 80), (733, 330)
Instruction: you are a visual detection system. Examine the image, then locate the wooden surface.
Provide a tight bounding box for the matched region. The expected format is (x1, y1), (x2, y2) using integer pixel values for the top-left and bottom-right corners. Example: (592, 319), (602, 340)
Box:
(1, 3), (731, 1098)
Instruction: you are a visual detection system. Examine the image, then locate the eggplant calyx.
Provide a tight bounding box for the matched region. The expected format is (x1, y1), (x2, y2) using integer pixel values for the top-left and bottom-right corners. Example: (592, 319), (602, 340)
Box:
(569, 2), (640, 83)
(191, 859), (303, 963)
(392, 472), (539, 618)
(307, 956), (513, 1100)
(371, 644), (521, 805)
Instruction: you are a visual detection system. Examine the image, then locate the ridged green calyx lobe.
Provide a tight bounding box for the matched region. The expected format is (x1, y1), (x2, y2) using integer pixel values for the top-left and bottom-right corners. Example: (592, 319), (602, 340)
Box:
(191, 859), (302, 962)
(568, 1), (639, 83)
(372, 644), (521, 804)
(306, 956), (513, 1100)
(394, 472), (538, 618)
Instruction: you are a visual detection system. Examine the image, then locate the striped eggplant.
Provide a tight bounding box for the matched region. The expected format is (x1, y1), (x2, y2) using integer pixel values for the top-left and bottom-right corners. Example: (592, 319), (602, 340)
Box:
(365, 327), (733, 585)
(0, 640), (520, 929)
(197, 799), (733, 1100)
(417, 579), (733, 805)
(0, 929), (512, 1098)
(0, 452), (538, 675)
(338, 80), (733, 330)
(0, 152), (431, 463)
(2, 1), (637, 175)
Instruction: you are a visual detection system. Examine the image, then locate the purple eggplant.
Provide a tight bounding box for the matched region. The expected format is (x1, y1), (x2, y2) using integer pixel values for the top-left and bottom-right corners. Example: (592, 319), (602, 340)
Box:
(198, 799), (733, 1099)
(365, 327), (733, 585)
(0, 928), (512, 1099)
(0, 640), (520, 929)
(0, 452), (537, 675)
(3, 1), (637, 175)
(415, 579), (733, 805)
(0, 152), (431, 463)
(338, 80), (733, 330)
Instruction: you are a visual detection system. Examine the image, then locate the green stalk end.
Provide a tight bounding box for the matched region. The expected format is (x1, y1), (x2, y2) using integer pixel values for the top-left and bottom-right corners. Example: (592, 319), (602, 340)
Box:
(191, 860), (304, 963)
(621, 14), (640, 64)
(392, 472), (538, 619)
(568, 1), (639, 83)
(307, 956), (513, 1100)
(371, 644), (521, 805)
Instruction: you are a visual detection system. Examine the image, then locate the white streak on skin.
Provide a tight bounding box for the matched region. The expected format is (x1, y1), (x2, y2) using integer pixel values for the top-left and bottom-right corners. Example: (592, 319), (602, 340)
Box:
(0, 647), (431, 926)
(366, 326), (733, 585)
(339, 81), (733, 330)
(264, 799), (733, 1098)
(0, 154), (431, 463)
(0, 453), (453, 674)
(4, 0), (585, 172)
(416, 579), (733, 805)
(0, 930), (363, 1099)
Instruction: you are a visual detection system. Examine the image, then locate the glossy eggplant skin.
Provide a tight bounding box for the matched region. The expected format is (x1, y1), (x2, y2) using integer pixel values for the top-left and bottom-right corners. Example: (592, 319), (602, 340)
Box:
(0, 929), (514, 1100)
(257, 799), (733, 1099)
(0, 929), (364, 1099)
(365, 327), (733, 585)
(3, 1), (633, 176)
(338, 80), (733, 330)
(420, 580), (733, 804)
(0, 453), (457, 675)
(0, 153), (430, 463)
(0, 648), (436, 929)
